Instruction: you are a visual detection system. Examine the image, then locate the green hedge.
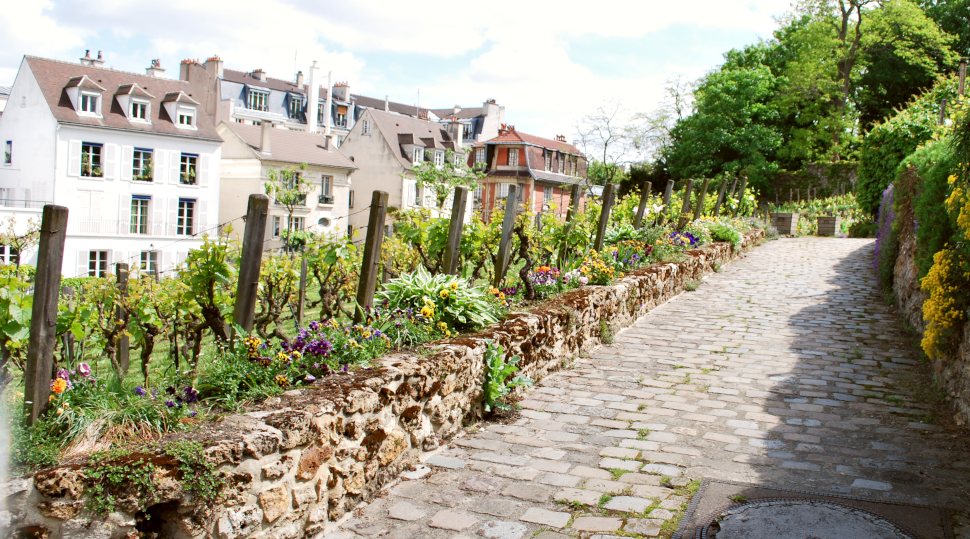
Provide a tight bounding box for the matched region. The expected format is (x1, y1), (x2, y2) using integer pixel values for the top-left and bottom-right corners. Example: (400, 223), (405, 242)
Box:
(900, 139), (957, 278)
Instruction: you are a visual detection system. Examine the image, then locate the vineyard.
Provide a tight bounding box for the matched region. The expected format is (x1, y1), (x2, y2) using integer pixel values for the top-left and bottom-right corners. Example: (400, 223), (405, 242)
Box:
(2, 180), (764, 471)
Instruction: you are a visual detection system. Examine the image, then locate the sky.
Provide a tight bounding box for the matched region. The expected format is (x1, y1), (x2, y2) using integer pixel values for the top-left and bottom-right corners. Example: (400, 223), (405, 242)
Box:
(1, 0), (793, 155)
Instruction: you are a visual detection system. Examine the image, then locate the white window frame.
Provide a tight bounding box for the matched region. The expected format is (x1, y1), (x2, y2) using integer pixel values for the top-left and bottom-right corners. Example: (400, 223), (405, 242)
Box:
(497, 183), (511, 199)
(140, 250), (158, 273)
(336, 111), (347, 127)
(287, 215), (305, 232)
(475, 147), (486, 164)
(288, 95), (303, 119)
(130, 196), (150, 234)
(544, 186), (554, 205)
(320, 175), (333, 202)
(176, 198), (196, 236)
(3, 141), (10, 165)
(317, 102), (326, 125)
(248, 89), (269, 112)
(508, 148), (518, 167)
(433, 151), (445, 167)
(130, 99), (150, 122)
(0, 245), (20, 265)
(80, 142), (104, 178)
(454, 152), (462, 166)
(349, 190), (355, 209)
(88, 250), (109, 277)
(272, 216), (281, 238)
(412, 147), (423, 164)
(362, 119), (371, 135)
(133, 148), (153, 181)
(180, 153), (198, 185)
(176, 106), (196, 129)
(558, 153), (565, 174)
(79, 92), (101, 116)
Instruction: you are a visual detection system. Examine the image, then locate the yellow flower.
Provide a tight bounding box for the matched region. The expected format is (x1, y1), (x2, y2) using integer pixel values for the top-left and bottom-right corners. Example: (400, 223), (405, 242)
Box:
(439, 289), (450, 299)
(498, 292), (505, 300)
(362, 330), (372, 339)
(450, 281), (459, 290)
(438, 322), (448, 331)
(420, 306), (434, 318)
(51, 378), (68, 394)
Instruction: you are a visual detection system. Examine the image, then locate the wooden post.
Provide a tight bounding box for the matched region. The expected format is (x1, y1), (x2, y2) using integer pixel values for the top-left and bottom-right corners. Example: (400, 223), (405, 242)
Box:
(713, 180), (728, 216)
(557, 183), (582, 269)
(354, 191), (389, 323)
(960, 58), (967, 97)
(232, 194), (269, 333)
(939, 98), (948, 126)
(733, 176), (749, 217)
(25, 205), (68, 425)
(693, 178), (710, 221)
(296, 253), (308, 326)
(633, 181), (652, 228)
(115, 262), (130, 377)
(594, 183), (617, 252)
(60, 286), (76, 365)
(727, 178), (738, 202)
(493, 185), (519, 287)
(443, 187), (469, 275)
(660, 179), (675, 224)
(676, 179), (694, 230)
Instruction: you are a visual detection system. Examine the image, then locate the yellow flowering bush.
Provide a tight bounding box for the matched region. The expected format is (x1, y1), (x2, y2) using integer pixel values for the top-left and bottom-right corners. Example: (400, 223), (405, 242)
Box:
(921, 248), (968, 359)
(578, 251), (618, 285)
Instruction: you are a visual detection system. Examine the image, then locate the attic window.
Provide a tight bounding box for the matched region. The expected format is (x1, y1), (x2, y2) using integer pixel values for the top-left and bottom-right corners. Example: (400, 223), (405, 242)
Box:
(288, 95), (303, 119)
(475, 147), (485, 164)
(176, 106), (196, 129)
(79, 91), (101, 115)
(433, 151), (444, 167)
(130, 99), (149, 122)
(412, 147), (423, 164)
(248, 89), (269, 112)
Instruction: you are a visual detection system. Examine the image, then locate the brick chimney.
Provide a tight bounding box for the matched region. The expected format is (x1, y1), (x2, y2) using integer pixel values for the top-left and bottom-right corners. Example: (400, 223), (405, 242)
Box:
(260, 121), (273, 155)
(296, 70), (304, 88)
(145, 59), (165, 77)
(204, 55), (224, 78)
(332, 81), (349, 101)
(79, 49), (95, 66)
(253, 69), (266, 82)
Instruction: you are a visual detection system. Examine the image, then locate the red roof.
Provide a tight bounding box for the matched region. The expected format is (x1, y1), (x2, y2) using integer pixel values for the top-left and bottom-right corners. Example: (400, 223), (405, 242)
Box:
(486, 128), (581, 155)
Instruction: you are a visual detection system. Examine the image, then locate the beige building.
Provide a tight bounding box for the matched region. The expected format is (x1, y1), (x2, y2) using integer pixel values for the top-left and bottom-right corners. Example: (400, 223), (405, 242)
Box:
(338, 108), (473, 235)
(217, 122), (355, 248)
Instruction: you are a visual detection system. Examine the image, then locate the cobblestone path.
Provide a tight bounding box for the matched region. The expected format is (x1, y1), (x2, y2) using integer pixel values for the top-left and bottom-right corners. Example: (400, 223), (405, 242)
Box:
(329, 238), (970, 538)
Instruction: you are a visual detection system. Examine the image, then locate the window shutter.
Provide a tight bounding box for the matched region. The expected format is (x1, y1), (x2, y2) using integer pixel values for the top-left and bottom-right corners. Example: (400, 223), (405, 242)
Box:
(169, 197), (179, 236)
(153, 150), (166, 183)
(152, 195), (166, 236)
(119, 193), (131, 235)
(170, 151), (181, 185)
(121, 146), (133, 181)
(198, 155), (210, 187)
(161, 250), (173, 275)
(197, 200), (208, 236)
(67, 140), (81, 177)
(104, 144), (119, 180)
(76, 251), (88, 277)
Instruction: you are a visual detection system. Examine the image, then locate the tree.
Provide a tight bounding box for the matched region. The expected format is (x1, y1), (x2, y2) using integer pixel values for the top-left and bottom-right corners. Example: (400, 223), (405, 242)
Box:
(411, 149), (484, 208)
(575, 103), (639, 185)
(0, 217), (40, 269)
(919, 0), (970, 62)
(264, 163), (312, 250)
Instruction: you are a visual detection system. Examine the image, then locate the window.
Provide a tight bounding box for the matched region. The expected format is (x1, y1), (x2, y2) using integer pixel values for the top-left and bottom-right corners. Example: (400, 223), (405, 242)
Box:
(140, 251), (158, 273)
(497, 183), (511, 199)
(176, 199), (196, 236)
(336, 112), (347, 127)
(81, 142), (104, 177)
(130, 100), (149, 121)
(362, 119), (371, 135)
(318, 217), (331, 227)
(132, 148), (153, 181)
(319, 175), (334, 204)
(412, 147), (423, 164)
(544, 186), (554, 205)
(287, 215), (305, 232)
(558, 153), (564, 174)
(508, 148), (518, 167)
(0, 245), (19, 266)
(335, 135), (344, 148)
(79, 92), (100, 114)
(177, 107), (195, 128)
(130, 195), (150, 234)
(248, 89), (268, 111)
(288, 96), (303, 119)
(180, 153), (198, 185)
(88, 250), (108, 277)
(3, 141), (10, 165)
(349, 190), (355, 209)
(544, 150), (552, 171)
(272, 216), (281, 238)
(454, 152), (462, 166)
(317, 102), (326, 125)
(433, 151), (445, 167)
(475, 147), (486, 164)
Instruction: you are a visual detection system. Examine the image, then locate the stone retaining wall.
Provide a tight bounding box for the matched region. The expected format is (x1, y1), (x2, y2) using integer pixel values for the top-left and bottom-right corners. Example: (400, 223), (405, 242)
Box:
(893, 226), (970, 425)
(3, 232), (762, 539)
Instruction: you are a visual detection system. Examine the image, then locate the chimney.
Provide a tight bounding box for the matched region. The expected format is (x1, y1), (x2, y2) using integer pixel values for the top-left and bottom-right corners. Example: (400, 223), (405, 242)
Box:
(146, 59), (165, 77)
(80, 49), (94, 66)
(450, 118), (463, 150)
(332, 81), (349, 101)
(260, 121), (273, 155)
(384, 95), (389, 112)
(94, 50), (105, 66)
(253, 68), (266, 82)
(324, 71), (333, 136)
(453, 104), (461, 116)
(555, 135), (566, 142)
(307, 61), (319, 133)
(204, 55), (224, 78)
(296, 70), (304, 88)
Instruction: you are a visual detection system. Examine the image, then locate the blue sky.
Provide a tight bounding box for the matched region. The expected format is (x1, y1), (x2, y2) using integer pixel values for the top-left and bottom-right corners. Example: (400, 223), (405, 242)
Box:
(1, 0), (792, 158)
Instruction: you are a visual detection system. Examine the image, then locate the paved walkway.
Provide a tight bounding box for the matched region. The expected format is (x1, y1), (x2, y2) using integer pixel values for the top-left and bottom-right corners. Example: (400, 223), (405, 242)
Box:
(329, 238), (970, 538)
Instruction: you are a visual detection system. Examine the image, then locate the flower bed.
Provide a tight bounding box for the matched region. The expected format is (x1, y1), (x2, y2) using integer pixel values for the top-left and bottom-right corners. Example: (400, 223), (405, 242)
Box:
(0, 231), (763, 539)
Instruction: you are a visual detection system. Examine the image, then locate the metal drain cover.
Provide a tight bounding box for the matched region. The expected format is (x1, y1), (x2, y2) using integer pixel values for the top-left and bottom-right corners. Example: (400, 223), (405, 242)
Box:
(703, 499), (916, 539)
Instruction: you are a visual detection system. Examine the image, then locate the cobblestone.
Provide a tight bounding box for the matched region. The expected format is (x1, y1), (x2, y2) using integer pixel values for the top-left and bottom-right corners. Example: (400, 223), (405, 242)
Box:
(329, 238), (970, 538)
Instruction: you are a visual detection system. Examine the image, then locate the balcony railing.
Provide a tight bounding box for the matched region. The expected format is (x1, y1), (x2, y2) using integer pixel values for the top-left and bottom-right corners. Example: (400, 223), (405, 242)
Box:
(69, 219), (186, 236)
(318, 194), (334, 204)
(274, 194), (307, 207)
(0, 198), (50, 210)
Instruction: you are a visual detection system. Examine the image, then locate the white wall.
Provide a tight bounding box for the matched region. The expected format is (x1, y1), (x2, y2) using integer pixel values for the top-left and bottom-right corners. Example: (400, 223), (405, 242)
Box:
(0, 61), (58, 208)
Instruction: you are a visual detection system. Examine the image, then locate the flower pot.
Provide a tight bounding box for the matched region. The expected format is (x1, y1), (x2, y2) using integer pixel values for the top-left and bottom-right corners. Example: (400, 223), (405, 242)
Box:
(817, 216), (841, 237)
(771, 212), (798, 236)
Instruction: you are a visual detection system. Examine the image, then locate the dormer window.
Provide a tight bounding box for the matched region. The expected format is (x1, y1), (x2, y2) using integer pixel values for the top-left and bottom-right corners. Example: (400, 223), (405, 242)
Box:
(248, 89), (268, 111)
(130, 100), (149, 122)
(177, 107), (196, 128)
(413, 147), (423, 164)
(288, 95), (304, 120)
(317, 102), (326, 125)
(508, 148), (519, 167)
(475, 147), (486, 164)
(433, 151), (445, 167)
(79, 92), (100, 115)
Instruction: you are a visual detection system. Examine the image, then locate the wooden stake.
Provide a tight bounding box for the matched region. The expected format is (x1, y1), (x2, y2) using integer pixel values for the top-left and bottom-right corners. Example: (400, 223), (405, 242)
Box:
(713, 180), (728, 216)
(960, 58), (967, 97)
(733, 176), (749, 217)
(557, 183), (582, 269)
(676, 179), (694, 230)
(660, 179), (675, 225)
(232, 194), (269, 333)
(25, 205), (68, 425)
(354, 191), (388, 323)
(443, 187), (469, 275)
(494, 185), (519, 287)
(115, 262), (130, 377)
(633, 181), (652, 228)
(296, 253), (308, 326)
(693, 178), (710, 221)
(594, 183), (617, 252)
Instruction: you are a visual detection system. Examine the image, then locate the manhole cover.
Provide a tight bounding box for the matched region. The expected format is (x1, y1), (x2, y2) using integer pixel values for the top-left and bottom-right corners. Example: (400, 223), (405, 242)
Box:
(703, 499), (916, 539)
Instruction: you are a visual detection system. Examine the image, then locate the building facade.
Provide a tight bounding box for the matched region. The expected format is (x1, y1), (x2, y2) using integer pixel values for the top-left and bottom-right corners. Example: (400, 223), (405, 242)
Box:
(338, 108), (472, 235)
(217, 121), (355, 248)
(472, 125), (588, 219)
(0, 54), (222, 276)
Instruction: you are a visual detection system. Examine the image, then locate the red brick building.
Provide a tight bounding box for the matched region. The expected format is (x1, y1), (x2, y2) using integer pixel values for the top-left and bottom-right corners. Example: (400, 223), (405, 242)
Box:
(470, 124), (587, 219)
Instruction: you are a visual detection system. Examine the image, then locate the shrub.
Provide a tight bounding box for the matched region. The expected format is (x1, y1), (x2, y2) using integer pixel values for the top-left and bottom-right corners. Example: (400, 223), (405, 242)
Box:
(377, 267), (504, 331)
(904, 140), (957, 278)
(482, 342), (530, 413)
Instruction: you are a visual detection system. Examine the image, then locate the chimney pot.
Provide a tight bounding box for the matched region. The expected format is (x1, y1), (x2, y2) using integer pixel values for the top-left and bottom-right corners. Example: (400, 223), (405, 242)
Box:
(260, 121), (273, 154)
(296, 70), (304, 87)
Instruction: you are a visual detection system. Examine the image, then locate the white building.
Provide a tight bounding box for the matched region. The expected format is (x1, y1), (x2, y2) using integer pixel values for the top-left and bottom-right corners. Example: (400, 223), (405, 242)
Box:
(338, 108), (473, 234)
(217, 121), (355, 247)
(0, 54), (222, 277)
